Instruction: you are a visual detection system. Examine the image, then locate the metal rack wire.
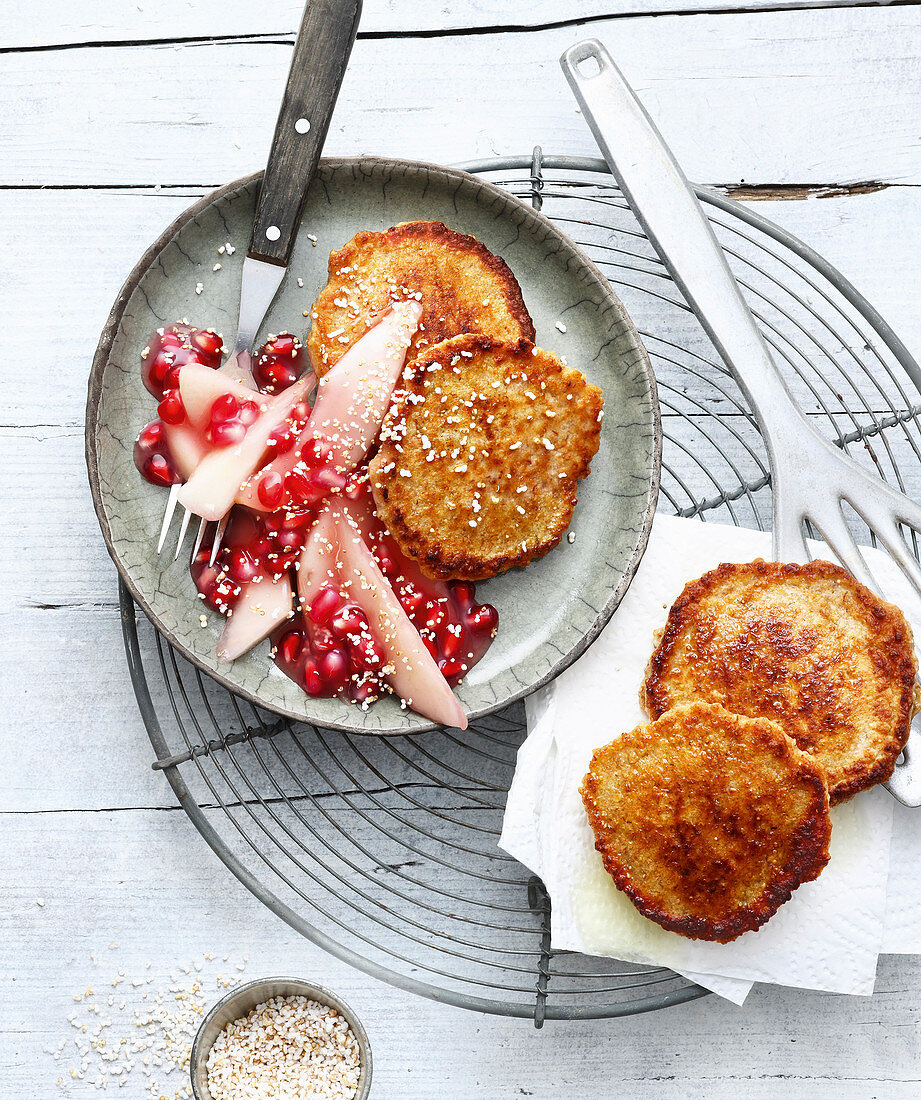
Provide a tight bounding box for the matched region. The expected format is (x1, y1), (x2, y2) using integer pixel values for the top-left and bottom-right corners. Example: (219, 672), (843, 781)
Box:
(121, 151), (921, 1024)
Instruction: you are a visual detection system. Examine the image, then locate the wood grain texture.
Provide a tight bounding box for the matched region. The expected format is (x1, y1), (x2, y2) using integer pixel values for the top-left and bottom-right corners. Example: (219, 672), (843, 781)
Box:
(5, 185), (921, 431)
(5, 2), (921, 1093)
(3, 810), (921, 1097)
(2, 0), (890, 47)
(3, 9), (921, 186)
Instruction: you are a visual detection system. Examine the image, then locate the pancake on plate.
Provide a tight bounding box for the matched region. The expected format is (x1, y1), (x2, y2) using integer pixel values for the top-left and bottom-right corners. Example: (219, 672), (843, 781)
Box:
(307, 220), (535, 376)
(580, 702), (831, 943)
(643, 559), (919, 804)
(369, 333), (603, 580)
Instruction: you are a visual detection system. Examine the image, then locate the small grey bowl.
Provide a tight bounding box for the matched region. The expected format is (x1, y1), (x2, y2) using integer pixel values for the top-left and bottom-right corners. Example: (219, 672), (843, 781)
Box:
(190, 976), (372, 1100)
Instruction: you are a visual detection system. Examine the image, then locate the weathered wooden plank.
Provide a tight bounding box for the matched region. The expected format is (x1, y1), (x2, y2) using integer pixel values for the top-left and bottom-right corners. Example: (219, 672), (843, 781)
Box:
(5, 184), (921, 431)
(3, 9), (921, 187)
(2, 809), (920, 1098)
(1, 0), (885, 48)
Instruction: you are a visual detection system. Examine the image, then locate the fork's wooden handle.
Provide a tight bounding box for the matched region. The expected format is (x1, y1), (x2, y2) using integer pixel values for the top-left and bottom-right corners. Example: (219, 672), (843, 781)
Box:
(249, 0), (362, 266)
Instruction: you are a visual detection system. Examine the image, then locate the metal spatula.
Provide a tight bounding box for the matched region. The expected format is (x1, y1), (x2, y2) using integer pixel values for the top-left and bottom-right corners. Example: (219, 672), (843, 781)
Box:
(562, 38), (921, 806)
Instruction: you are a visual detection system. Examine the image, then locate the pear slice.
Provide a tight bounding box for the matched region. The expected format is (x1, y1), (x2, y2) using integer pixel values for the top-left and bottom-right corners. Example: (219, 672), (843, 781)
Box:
(331, 503), (467, 730)
(179, 363), (270, 429)
(217, 573), (293, 663)
(237, 302), (420, 511)
(178, 371), (315, 521)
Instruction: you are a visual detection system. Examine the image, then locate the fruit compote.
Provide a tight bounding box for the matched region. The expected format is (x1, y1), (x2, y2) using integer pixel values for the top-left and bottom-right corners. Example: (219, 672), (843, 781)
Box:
(133, 317), (498, 717)
(271, 475), (498, 703)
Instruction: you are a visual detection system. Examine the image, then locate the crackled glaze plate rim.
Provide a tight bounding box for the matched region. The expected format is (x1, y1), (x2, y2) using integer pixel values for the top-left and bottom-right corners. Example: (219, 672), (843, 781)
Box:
(86, 157), (661, 734)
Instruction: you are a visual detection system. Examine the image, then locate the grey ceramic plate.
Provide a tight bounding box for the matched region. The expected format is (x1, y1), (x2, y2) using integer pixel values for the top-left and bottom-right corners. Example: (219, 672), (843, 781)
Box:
(87, 157), (660, 734)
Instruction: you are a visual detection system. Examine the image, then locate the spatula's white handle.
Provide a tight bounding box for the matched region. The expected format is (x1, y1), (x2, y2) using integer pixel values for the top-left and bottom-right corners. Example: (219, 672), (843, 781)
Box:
(561, 41), (811, 552)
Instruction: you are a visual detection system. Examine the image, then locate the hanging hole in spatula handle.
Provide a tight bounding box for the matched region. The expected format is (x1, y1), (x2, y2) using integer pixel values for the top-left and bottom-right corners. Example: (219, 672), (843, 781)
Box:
(250, 0), (363, 266)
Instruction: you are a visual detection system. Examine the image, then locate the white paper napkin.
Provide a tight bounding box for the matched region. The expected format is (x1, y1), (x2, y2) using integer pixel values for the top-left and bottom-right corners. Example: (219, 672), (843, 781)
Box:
(501, 514), (921, 1003)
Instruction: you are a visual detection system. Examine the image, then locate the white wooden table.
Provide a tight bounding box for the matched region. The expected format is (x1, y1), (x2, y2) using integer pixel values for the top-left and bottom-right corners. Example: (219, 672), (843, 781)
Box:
(4, 2), (921, 1095)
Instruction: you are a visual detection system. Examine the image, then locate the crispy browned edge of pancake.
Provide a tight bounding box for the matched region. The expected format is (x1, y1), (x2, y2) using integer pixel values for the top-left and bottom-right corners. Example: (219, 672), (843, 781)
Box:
(306, 221), (536, 375)
(580, 704), (832, 943)
(642, 559), (919, 803)
(370, 333), (603, 580)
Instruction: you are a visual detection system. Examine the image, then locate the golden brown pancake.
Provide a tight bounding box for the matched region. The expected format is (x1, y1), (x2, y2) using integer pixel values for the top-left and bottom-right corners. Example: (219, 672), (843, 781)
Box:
(369, 333), (603, 580)
(581, 702), (831, 943)
(643, 559), (919, 804)
(307, 221), (535, 376)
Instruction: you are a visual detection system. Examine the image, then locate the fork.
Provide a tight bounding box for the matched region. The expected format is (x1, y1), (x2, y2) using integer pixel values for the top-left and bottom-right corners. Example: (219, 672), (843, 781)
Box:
(562, 39), (921, 806)
(158, 0), (363, 565)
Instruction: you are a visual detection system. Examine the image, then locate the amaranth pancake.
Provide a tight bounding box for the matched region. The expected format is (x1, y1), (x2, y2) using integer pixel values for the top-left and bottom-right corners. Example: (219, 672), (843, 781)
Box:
(643, 559), (919, 804)
(580, 702), (831, 943)
(369, 333), (603, 580)
(307, 221), (534, 376)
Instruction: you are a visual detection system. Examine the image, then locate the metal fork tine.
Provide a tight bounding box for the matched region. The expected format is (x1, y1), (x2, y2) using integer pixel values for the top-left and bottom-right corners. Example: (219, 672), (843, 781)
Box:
(862, 518), (921, 605)
(191, 517), (207, 561)
(772, 507), (810, 565)
(873, 478), (921, 534)
(173, 507), (193, 561)
(806, 508), (882, 596)
(209, 514), (229, 567)
(156, 484), (181, 555)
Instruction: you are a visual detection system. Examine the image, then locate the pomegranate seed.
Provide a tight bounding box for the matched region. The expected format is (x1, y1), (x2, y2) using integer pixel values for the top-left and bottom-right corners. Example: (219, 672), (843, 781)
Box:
(309, 586), (342, 625)
(439, 657), (464, 680)
(192, 329), (223, 364)
(331, 605), (370, 640)
(253, 333), (302, 392)
(256, 470), (285, 509)
(210, 393), (241, 424)
(275, 527), (305, 552)
(311, 467), (348, 492)
(311, 627), (337, 654)
(226, 548), (259, 583)
(282, 510), (312, 532)
(319, 647), (349, 685)
(190, 553), (241, 612)
(451, 582), (476, 609)
(425, 601), (447, 628)
(351, 636), (384, 672)
(250, 536), (273, 559)
(349, 675), (383, 704)
(285, 469), (324, 506)
(137, 421), (166, 449)
(441, 629), (461, 659)
(302, 659), (324, 696)
(149, 350), (176, 386)
(267, 423), (298, 453)
(300, 438), (332, 468)
(145, 453), (175, 486)
(280, 631), (302, 664)
(343, 473), (367, 501)
(209, 419), (247, 447)
(157, 388), (185, 425)
(290, 400), (312, 425)
(268, 333), (299, 357)
(400, 587), (425, 616)
(134, 420), (180, 486)
(467, 604), (499, 633)
(238, 399), (260, 426)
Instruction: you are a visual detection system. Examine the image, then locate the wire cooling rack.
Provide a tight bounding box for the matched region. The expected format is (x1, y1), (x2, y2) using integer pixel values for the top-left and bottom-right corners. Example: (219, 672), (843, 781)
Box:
(122, 151), (921, 1024)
